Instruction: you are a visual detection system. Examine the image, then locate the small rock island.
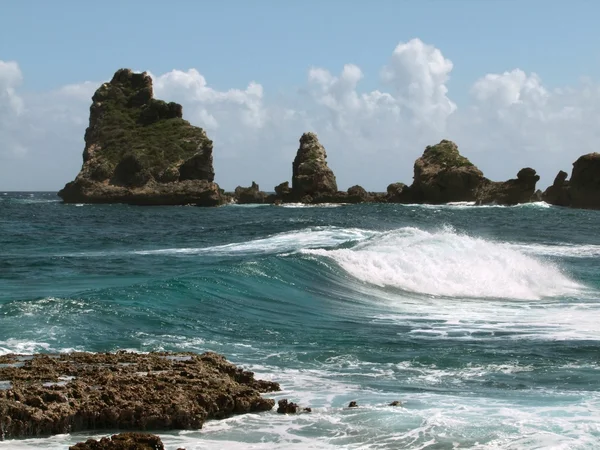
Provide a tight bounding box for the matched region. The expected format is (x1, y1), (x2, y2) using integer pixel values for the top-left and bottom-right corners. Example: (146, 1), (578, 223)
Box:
(59, 69), (226, 206)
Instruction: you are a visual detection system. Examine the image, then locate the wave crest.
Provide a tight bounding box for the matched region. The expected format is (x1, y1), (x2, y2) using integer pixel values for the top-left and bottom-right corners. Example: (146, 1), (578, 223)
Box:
(302, 226), (581, 300)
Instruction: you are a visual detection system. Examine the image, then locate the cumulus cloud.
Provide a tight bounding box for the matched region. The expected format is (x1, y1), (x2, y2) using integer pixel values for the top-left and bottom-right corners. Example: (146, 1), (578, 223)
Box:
(1, 39), (599, 191)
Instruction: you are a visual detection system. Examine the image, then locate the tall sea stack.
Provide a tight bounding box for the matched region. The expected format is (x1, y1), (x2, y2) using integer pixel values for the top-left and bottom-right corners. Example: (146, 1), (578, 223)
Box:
(58, 69), (226, 206)
(291, 132), (338, 198)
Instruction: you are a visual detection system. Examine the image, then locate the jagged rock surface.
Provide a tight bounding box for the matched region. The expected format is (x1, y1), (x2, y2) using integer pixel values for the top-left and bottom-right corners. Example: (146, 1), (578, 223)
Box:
(410, 140), (486, 204)
(476, 168), (540, 205)
(543, 153), (600, 209)
(58, 69), (226, 206)
(234, 182), (267, 204)
(0, 351), (279, 439)
(69, 432), (165, 450)
(291, 133), (338, 197)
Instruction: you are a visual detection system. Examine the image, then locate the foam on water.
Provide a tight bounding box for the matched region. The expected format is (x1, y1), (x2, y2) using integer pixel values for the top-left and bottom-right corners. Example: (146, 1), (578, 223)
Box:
(303, 226), (581, 300)
(134, 227), (376, 256)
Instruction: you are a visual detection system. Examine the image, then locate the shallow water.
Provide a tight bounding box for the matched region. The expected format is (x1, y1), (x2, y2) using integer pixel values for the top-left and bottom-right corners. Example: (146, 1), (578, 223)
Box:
(1, 192), (599, 449)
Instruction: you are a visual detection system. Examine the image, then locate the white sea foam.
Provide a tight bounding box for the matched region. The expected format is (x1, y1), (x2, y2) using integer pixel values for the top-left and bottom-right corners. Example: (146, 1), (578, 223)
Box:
(135, 227), (376, 256)
(302, 226), (581, 300)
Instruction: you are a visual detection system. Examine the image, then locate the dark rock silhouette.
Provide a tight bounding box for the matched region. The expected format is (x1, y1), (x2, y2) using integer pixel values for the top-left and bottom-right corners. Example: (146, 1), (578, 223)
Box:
(543, 154), (600, 209)
(476, 168), (541, 205)
(58, 69), (226, 206)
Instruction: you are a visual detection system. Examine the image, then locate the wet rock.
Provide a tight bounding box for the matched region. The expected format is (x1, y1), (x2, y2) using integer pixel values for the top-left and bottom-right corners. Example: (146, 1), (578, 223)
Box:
(0, 351), (279, 439)
(292, 132), (338, 197)
(389, 401), (402, 407)
(277, 399), (299, 414)
(346, 185), (369, 203)
(234, 182), (268, 204)
(58, 68), (226, 206)
(69, 432), (164, 450)
(348, 401), (359, 408)
(476, 167), (540, 205)
(276, 399), (311, 414)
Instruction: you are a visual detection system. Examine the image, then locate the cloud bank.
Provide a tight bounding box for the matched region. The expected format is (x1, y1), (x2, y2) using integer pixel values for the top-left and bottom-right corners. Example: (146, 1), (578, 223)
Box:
(1, 38), (599, 191)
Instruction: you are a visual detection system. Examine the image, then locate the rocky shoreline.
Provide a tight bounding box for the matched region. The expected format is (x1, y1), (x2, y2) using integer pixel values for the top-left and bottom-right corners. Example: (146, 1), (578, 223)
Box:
(58, 68), (600, 210)
(0, 351), (279, 440)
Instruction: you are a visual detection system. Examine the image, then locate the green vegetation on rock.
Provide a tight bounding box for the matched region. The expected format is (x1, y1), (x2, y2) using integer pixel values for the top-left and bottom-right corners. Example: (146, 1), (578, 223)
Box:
(422, 139), (474, 168)
(87, 69), (212, 180)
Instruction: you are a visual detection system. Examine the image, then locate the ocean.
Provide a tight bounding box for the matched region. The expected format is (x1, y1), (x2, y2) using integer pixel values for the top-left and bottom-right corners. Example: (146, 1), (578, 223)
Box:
(1, 192), (599, 449)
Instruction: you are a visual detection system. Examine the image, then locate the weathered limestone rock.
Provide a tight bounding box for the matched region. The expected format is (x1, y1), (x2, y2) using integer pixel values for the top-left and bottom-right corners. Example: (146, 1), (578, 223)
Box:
(69, 432), (165, 450)
(411, 140), (486, 204)
(58, 69), (226, 206)
(0, 351), (279, 439)
(291, 133), (338, 197)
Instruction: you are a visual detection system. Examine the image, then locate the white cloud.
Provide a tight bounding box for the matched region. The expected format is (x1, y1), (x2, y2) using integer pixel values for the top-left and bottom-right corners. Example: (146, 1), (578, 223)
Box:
(1, 40), (600, 192)
(381, 38), (456, 130)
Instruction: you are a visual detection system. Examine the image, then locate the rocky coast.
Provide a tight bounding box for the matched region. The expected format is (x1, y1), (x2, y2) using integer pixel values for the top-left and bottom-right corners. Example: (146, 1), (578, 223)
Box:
(58, 68), (600, 210)
(0, 351), (279, 440)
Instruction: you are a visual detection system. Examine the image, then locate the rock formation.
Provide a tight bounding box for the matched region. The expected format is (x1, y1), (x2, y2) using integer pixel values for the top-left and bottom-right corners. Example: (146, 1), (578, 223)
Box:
(476, 167), (540, 205)
(291, 132), (338, 199)
(410, 140), (486, 204)
(234, 182), (268, 204)
(406, 140), (539, 206)
(0, 351), (279, 439)
(543, 153), (600, 209)
(386, 182), (412, 203)
(69, 433), (165, 450)
(58, 69), (227, 206)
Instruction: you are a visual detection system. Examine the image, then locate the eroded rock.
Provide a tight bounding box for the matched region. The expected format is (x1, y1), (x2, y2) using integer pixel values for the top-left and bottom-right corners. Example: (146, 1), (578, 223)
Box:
(58, 69), (226, 206)
(292, 133), (338, 197)
(0, 351), (279, 439)
(543, 153), (600, 209)
(411, 140), (486, 204)
(69, 432), (164, 450)
(476, 167), (540, 205)
(234, 182), (268, 204)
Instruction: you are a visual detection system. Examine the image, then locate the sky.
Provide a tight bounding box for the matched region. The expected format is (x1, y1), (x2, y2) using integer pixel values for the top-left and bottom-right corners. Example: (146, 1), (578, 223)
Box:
(1, 0), (600, 191)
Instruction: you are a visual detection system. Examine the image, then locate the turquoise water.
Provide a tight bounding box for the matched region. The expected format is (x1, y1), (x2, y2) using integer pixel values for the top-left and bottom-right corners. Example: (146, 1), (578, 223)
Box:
(1, 192), (599, 449)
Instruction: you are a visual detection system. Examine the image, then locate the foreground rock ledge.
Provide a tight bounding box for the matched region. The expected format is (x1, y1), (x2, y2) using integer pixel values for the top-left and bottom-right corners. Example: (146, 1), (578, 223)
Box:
(0, 351), (279, 439)
(69, 432), (167, 450)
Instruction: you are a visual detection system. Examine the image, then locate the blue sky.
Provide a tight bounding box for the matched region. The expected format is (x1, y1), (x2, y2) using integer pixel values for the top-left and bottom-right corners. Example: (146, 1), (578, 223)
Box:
(1, 0), (600, 190)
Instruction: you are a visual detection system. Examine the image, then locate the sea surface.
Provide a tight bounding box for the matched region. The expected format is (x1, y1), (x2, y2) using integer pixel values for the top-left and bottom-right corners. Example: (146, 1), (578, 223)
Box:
(1, 192), (599, 449)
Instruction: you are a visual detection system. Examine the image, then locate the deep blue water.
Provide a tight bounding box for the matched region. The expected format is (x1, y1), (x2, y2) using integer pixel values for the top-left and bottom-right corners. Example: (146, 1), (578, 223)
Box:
(1, 192), (599, 449)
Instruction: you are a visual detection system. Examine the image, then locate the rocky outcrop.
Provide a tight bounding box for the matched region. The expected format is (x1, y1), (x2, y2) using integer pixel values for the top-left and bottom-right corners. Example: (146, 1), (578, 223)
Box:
(69, 433), (165, 450)
(234, 182), (268, 204)
(0, 351), (279, 439)
(543, 170), (570, 206)
(410, 140), (486, 204)
(543, 154), (600, 209)
(58, 69), (227, 206)
(291, 133), (338, 198)
(386, 182), (412, 203)
(476, 168), (540, 205)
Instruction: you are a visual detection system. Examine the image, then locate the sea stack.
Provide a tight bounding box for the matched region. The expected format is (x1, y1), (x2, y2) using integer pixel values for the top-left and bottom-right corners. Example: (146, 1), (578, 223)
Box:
(58, 69), (226, 206)
(291, 132), (338, 200)
(410, 140), (486, 204)
(543, 153), (600, 209)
